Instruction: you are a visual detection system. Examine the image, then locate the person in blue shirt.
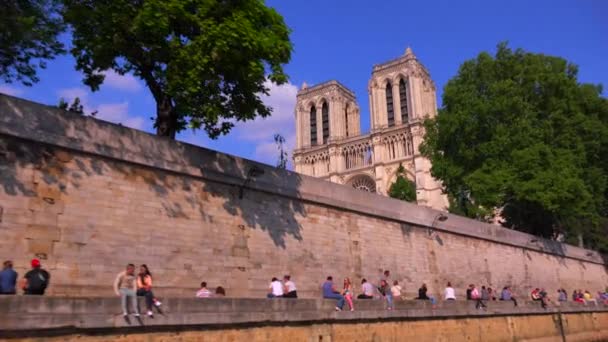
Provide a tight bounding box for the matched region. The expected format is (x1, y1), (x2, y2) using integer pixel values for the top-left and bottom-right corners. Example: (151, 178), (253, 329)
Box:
(0, 260), (18, 295)
(322, 276), (345, 311)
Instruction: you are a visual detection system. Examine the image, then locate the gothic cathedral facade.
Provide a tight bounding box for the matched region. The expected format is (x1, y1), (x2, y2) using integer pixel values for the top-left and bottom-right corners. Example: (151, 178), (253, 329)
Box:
(293, 48), (448, 210)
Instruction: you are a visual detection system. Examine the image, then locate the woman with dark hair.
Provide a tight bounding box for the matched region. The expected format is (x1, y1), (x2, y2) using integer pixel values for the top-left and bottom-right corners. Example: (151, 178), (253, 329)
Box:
(137, 264), (161, 317)
(215, 286), (226, 297)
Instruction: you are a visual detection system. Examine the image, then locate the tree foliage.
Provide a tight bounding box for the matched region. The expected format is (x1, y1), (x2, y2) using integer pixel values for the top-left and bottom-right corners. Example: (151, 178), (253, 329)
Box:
(62, 0), (292, 139)
(0, 0), (65, 85)
(274, 133), (288, 169)
(388, 164), (417, 202)
(420, 43), (608, 251)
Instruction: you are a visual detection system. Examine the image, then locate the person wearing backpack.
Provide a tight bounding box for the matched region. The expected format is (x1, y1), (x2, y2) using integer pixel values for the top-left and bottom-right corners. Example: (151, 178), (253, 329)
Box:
(22, 259), (50, 295)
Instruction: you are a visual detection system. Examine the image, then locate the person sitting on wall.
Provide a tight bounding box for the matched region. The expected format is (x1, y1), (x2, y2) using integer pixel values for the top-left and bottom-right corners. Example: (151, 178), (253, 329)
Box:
(0, 260), (18, 295)
(22, 259), (50, 295)
(215, 286), (226, 297)
(357, 278), (374, 299)
(500, 286), (518, 307)
(557, 289), (567, 303)
(417, 283), (430, 300)
(487, 287), (497, 301)
(583, 290), (597, 306)
(481, 286), (489, 301)
(391, 280), (403, 300)
(466, 284), (473, 300)
(196, 282), (212, 298)
(322, 276), (345, 311)
(342, 278), (355, 311)
(417, 283), (437, 306)
(267, 277), (284, 298)
(444, 282), (456, 301)
(282, 275), (297, 298)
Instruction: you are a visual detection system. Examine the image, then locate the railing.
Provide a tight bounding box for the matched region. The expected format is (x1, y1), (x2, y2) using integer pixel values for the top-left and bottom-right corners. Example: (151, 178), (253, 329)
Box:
(342, 138), (373, 170)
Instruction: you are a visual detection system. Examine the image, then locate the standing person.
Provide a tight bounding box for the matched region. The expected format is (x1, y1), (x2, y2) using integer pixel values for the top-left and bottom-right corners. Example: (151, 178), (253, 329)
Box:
(500, 286), (518, 306)
(267, 277), (284, 298)
(342, 278), (355, 311)
(0, 261), (18, 295)
(137, 264), (161, 317)
(22, 259), (50, 295)
(444, 282), (456, 300)
(379, 271), (393, 310)
(322, 276), (345, 311)
(379, 279), (393, 310)
(114, 264), (139, 317)
(283, 275), (297, 298)
(391, 280), (403, 300)
(357, 278), (374, 299)
(196, 282), (212, 298)
(471, 284), (486, 309)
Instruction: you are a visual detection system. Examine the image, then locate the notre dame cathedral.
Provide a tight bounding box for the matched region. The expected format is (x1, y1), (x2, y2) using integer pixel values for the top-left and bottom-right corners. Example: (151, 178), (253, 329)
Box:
(293, 47), (448, 210)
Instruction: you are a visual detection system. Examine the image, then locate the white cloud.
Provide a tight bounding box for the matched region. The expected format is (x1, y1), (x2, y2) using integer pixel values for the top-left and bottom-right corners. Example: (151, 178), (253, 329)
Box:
(103, 70), (142, 92)
(55, 87), (145, 130)
(0, 84), (24, 97)
(232, 81), (298, 167)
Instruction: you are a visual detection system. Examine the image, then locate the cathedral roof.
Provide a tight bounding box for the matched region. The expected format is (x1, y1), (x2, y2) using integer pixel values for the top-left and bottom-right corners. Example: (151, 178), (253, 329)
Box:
(296, 80), (356, 99)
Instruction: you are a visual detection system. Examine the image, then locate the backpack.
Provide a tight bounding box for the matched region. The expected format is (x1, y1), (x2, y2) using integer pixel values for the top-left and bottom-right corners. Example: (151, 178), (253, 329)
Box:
(27, 269), (48, 292)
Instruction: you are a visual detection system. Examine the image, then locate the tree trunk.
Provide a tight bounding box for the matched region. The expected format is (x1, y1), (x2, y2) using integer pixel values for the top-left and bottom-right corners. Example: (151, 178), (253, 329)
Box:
(155, 95), (177, 139)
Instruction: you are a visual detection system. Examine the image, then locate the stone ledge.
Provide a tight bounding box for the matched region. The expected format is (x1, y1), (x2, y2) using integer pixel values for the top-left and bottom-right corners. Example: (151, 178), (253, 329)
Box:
(0, 94), (604, 265)
(0, 297), (606, 337)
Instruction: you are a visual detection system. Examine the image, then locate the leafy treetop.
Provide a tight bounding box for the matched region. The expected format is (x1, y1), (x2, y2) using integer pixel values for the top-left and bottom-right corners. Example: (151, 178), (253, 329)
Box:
(62, 0), (292, 139)
(421, 42), (608, 251)
(0, 0), (65, 86)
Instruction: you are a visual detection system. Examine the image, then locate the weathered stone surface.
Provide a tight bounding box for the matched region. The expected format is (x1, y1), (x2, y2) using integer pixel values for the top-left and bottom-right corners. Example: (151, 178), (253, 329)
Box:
(0, 94), (606, 301)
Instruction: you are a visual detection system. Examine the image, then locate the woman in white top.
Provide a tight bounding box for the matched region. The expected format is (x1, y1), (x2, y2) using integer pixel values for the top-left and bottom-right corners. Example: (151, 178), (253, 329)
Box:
(444, 281), (456, 300)
(267, 277), (284, 298)
(283, 275), (297, 298)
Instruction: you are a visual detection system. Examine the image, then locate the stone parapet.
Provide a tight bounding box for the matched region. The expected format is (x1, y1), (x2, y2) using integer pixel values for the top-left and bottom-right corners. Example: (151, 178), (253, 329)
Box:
(0, 296), (607, 337)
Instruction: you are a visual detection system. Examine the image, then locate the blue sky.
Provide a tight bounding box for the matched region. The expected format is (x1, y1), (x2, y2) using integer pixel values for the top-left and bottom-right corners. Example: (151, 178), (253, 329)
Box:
(1, 0), (606, 168)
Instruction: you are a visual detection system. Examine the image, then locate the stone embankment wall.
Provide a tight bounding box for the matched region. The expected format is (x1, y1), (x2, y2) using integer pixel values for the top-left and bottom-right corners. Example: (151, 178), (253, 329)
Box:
(0, 94), (606, 299)
(1, 297), (607, 342)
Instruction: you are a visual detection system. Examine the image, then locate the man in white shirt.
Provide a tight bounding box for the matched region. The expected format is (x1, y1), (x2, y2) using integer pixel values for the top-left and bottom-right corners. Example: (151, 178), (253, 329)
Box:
(357, 278), (374, 299)
(267, 277), (284, 298)
(444, 281), (456, 300)
(283, 275), (297, 298)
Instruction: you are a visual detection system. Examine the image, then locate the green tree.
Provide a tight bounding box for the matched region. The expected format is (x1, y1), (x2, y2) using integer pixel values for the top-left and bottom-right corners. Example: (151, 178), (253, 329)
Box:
(62, 0), (292, 139)
(388, 164), (417, 202)
(274, 133), (288, 169)
(0, 0), (65, 86)
(420, 42), (608, 251)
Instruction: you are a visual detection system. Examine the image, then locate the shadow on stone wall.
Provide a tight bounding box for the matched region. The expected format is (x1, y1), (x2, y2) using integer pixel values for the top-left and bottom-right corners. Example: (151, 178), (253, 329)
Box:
(0, 94), (305, 250)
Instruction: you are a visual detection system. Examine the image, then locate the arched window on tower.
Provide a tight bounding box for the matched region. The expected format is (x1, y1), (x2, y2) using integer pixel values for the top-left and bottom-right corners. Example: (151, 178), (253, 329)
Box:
(399, 78), (409, 123)
(322, 101), (329, 143)
(310, 106), (317, 146)
(344, 103), (349, 137)
(386, 82), (394, 127)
